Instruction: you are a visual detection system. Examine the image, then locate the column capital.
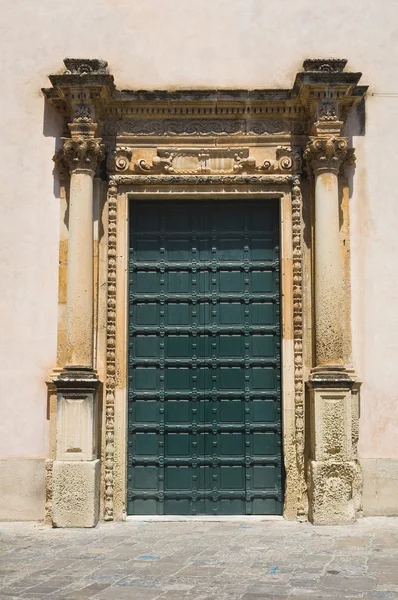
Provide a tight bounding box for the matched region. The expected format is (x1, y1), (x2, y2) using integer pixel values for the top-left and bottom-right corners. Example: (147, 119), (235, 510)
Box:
(304, 136), (355, 175)
(54, 117), (104, 174)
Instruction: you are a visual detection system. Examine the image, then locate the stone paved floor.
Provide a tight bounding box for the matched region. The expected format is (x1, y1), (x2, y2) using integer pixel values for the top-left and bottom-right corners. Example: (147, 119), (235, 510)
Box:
(1, 518), (398, 599)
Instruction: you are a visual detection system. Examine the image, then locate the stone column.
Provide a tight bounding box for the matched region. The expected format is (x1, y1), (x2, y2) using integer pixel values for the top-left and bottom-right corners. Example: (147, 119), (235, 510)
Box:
(305, 134), (361, 525)
(52, 116), (104, 528)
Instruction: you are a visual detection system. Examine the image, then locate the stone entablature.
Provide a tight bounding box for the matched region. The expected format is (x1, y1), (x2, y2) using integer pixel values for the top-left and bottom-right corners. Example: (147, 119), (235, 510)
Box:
(43, 58), (367, 527)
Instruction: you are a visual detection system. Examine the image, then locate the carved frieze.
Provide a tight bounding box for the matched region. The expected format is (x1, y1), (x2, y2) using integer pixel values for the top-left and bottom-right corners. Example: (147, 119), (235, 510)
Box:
(304, 136), (355, 174)
(103, 118), (307, 137)
(111, 146), (301, 176)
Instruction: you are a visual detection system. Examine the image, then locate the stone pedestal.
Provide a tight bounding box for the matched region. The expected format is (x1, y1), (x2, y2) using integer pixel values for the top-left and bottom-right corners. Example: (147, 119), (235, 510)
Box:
(307, 369), (361, 524)
(52, 368), (100, 527)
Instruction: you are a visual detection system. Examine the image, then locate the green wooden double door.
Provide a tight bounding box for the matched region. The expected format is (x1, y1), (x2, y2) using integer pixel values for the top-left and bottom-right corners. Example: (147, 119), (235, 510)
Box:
(128, 199), (283, 515)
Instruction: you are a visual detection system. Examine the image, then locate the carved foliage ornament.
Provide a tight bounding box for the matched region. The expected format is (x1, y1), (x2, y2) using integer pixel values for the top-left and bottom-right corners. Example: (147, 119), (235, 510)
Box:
(304, 136), (355, 174)
(55, 137), (104, 173)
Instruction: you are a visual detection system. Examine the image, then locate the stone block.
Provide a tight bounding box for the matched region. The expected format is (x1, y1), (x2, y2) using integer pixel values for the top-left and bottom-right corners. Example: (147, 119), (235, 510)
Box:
(52, 459), (100, 527)
(307, 460), (361, 525)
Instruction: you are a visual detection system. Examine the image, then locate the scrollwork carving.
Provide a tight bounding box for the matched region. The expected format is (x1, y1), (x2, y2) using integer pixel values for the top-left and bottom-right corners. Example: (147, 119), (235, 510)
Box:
(258, 146), (302, 173)
(135, 152), (174, 173)
(107, 147), (133, 173)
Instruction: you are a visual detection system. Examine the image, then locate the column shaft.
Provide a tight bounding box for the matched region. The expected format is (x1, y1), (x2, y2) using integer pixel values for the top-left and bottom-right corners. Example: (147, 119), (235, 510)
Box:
(314, 170), (343, 366)
(66, 169), (94, 367)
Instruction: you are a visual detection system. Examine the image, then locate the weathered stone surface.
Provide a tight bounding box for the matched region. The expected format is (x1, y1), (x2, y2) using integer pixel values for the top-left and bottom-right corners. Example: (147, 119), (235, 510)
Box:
(52, 459), (100, 527)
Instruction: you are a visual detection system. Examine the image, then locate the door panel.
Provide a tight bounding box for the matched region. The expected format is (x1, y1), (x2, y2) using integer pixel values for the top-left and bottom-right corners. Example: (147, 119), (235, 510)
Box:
(128, 200), (282, 515)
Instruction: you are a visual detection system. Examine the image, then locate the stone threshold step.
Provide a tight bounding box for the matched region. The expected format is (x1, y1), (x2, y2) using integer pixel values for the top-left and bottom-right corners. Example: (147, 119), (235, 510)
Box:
(125, 515), (284, 522)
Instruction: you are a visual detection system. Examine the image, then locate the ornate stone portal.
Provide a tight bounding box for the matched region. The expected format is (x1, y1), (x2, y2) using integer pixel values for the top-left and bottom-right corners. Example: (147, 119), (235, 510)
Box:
(43, 57), (367, 526)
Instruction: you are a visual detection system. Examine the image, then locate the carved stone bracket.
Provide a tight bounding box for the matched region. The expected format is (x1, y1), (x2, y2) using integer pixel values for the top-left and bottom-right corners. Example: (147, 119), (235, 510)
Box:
(304, 136), (355, 175)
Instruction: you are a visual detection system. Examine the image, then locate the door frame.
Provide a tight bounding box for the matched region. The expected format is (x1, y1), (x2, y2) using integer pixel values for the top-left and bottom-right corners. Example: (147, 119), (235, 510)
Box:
(104, 176), (305, 521)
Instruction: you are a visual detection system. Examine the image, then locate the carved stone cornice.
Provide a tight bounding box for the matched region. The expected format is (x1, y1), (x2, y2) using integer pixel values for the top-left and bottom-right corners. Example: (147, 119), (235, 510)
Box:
(304, 136), (355, 175)
(44, 58), (367, 145)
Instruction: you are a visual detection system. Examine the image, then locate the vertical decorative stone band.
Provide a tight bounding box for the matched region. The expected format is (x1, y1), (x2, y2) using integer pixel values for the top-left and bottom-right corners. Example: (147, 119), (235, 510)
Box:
(104, 179), (118, 521)
(291, 176), (307, 518)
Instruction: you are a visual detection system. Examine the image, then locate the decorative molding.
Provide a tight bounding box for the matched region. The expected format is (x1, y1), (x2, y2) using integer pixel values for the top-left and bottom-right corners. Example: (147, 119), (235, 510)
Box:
(291, 176), (307, 520)
(104, 180), (117, 521)
(113, 174), (293, 186)
(304, 136), (355, 174)
(103, 118), (308, 137)
(105, 172), (306, 520)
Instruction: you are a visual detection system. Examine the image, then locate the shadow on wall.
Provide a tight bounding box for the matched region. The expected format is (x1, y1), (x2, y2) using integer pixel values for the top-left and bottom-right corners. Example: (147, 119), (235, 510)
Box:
(344, 97), (366, 203)
(42, 98), (65, 200)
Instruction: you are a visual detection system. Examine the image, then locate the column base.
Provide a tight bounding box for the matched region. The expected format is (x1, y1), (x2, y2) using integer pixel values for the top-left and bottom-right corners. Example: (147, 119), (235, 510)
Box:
(52, 459), (100, 528)
(307, 459), (362, 525)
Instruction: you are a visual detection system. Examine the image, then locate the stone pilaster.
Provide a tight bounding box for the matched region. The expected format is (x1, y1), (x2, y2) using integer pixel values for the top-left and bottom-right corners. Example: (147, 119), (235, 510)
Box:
(305, 125), (361, 524)
(52, 116), (103, 527)
(46, 59), (113, 527)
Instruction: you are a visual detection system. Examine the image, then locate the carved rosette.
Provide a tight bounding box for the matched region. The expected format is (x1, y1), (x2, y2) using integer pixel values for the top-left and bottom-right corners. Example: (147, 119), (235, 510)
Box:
(304, 136), (355, 174)
(104, 179), (117, 521)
